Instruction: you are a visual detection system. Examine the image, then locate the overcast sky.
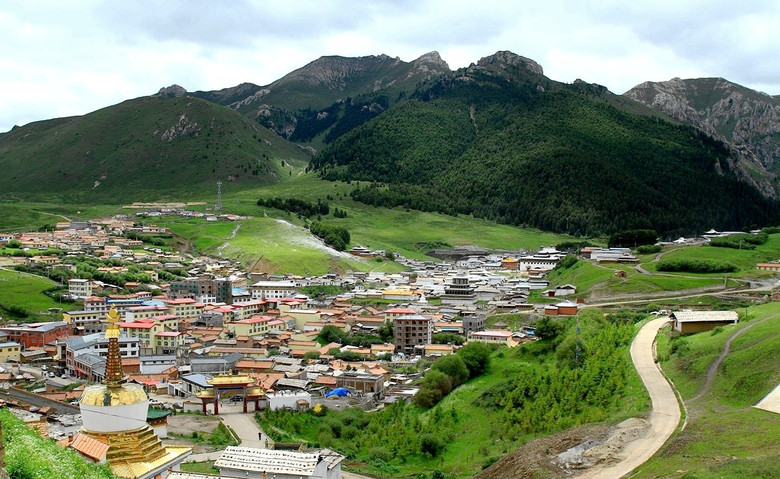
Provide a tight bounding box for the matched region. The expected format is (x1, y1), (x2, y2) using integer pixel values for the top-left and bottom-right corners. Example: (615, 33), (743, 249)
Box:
(1, 0), (778, 133)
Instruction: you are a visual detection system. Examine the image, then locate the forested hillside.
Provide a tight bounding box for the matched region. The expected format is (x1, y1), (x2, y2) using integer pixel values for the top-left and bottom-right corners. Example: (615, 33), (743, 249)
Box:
(312, 52), (779, 237)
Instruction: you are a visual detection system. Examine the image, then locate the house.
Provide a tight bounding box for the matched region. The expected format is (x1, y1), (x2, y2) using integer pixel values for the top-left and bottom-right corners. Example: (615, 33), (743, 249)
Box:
(68, 279), (93, 299)
(467, 330), (517, 348)
(0, 341), (21, 362)
(214, 446), (344, 479)
(393, 315), (433, 356)
(0, 322), (70, 349)
(669, 311), (739, 334)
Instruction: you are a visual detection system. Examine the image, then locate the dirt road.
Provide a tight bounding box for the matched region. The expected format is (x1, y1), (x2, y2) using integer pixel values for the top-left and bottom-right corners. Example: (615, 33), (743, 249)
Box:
(577, 317), (681, 478)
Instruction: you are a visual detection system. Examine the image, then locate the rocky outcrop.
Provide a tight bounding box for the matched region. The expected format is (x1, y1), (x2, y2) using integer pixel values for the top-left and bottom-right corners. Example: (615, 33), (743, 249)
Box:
(625, 77), (780, 197)
(160, 113), (201, 142)
(477, 51), (544, 76)
(157, 84), (188, 98)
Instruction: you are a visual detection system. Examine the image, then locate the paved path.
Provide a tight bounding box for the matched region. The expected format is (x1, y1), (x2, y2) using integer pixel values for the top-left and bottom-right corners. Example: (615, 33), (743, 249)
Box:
(207, 401), (274, 448)
(578, 317), (681, 478)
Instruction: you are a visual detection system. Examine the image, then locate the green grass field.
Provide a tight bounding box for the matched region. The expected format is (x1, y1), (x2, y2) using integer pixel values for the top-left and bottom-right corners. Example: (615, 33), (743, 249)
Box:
(637, 303), (780, 478)
(546, 259), (733, 300)
(0, 268), (65, 319)
(644, 236), (780, 276)
(260, 312), (650, 478)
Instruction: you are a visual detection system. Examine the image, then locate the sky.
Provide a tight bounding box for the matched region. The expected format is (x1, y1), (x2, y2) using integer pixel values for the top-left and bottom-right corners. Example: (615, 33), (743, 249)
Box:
(1, 0), (778, 133)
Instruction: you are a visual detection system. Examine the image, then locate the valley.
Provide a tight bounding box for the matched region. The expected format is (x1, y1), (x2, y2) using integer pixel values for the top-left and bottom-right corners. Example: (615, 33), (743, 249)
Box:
(0, 47), (779, 479)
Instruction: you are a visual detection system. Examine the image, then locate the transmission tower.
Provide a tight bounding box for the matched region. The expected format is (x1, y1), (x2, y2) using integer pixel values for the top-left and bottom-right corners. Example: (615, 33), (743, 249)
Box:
(215, 180), (223, 211)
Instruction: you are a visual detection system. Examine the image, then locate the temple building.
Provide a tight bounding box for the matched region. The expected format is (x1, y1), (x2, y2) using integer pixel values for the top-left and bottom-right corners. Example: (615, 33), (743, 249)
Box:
(79, 307), (191, 479)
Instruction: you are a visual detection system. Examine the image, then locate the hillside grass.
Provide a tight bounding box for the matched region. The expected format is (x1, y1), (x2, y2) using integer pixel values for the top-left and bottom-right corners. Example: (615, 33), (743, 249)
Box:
(645, 236), (780, 276)
(0, 268), (65, 319)
(637, 303), (780, 478)
(258, 311), (650, 478)
(545, 259), (733, 300)
(0, 408), (115, 478)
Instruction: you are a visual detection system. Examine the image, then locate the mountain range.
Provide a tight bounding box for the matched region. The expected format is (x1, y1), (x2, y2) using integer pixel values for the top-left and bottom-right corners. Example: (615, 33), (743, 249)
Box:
(1, 50), (778, 235)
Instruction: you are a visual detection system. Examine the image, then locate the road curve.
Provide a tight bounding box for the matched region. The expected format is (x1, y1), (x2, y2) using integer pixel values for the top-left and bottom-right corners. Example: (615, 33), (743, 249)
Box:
(578, 317), (681, 479)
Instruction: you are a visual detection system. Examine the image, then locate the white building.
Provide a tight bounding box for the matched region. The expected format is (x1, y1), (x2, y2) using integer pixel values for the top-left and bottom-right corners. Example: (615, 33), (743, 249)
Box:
(215, 446), (343, 479)
(250, 280), (298, 300)
(68, 278), (93, 299)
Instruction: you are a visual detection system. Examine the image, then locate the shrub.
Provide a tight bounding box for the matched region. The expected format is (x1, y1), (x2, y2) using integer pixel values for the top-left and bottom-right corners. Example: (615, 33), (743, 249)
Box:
(457, 342), (492, 378)
(535, 316), (563, 339)
(709, 233), (767, 249)
(636, 244), (662, 254)
(412, 386), (443, 408)
(420, 433), (444, 457)
(368, 446), (393, 463)
(657, 258), (737, 273)
(432, 355), (469, 387)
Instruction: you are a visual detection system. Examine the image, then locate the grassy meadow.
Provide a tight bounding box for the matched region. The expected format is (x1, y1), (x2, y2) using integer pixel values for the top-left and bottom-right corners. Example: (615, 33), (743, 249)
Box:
(0, 268), (65, 319)
(636, 303), (780, 478)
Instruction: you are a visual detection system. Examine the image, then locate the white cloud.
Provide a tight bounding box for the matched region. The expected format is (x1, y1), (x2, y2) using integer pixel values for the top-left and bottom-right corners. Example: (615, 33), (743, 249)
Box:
(1, 0), (778, 132)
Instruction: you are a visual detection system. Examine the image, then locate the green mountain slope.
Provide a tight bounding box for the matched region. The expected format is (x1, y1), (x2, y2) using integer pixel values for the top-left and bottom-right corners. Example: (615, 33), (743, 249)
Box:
(0, 96), (308, 201)
(625, 77), (780, 196)
(191, 52), (451, 146)
(311, 51), (780, 237)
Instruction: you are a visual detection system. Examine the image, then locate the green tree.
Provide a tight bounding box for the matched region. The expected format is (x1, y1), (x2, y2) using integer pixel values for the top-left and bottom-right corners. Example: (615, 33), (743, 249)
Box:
(457, 342), (492, 378)
(432, 355), (469, 387)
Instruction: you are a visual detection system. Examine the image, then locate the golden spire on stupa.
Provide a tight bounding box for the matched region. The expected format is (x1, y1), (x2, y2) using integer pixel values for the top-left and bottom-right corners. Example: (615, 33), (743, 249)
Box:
(103, 307), (125, 388)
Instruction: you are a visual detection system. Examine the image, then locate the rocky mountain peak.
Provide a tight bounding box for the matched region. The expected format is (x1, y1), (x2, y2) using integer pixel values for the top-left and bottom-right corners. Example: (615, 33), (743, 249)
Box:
(625, 77), (780, 198)
(157, 84), (188, 98)
(412, 51), (450, 70)
(477, 51), (544, 76)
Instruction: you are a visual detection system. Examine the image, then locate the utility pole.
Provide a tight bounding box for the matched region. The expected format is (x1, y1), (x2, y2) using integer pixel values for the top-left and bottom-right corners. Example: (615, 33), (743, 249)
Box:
(215, 181), (223, 211)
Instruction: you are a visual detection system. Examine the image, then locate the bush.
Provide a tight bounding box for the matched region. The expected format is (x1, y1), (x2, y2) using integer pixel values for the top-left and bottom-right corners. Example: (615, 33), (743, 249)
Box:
(709, 233), (767, 250)
(423, 369), (453, 397)
(636, 244), (662, 254)
(657, 258), (737, 273)
(554, 254), (578, 270)
(457, 342), (492, 378)
(432, 332), (465, 345)
(432, 355), (469, 387)
(413, 386), (443, 408)
(535, 316), (563, 339)
(420, 433), (444, 457)
(368, 446), (393, 463)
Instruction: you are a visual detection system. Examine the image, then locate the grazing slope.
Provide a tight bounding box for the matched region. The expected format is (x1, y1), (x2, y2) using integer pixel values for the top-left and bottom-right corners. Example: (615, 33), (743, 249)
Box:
(0, 95), (308, 201)
(312, 52), (780, 236)
(625, 77), (780, 196)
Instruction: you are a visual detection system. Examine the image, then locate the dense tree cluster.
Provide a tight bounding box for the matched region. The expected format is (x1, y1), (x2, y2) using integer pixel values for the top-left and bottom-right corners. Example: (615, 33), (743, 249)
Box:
(257, 196), (329, 218)
(309, 221), (350, 251)
(608, 229), (659, 248)
(477, 313), (636, 438)
(709, 232), (768, 249)
(311, 67), (780, 236)
(656, 258), (737, 273)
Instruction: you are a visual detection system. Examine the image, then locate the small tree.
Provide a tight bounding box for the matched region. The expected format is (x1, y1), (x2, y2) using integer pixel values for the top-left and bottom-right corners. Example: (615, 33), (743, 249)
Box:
(432, 355), (469, 387)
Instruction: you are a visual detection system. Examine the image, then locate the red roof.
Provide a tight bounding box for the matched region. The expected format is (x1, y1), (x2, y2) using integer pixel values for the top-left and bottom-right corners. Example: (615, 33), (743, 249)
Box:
(156, 331), (182, 337)
(385, 308), (418, 314)
(61, 433), (109, 462)
(119, 318), (156, 329)
(164, 298), (196, 305)
(235, 315), (272, 324)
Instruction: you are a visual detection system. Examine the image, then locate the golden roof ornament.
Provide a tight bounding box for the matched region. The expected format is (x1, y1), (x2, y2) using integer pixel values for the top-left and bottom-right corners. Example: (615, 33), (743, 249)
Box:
(104, 307), (125, 388)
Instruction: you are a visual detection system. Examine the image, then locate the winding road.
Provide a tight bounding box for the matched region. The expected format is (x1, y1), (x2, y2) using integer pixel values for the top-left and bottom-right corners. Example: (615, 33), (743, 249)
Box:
(577, 316), (681, 479)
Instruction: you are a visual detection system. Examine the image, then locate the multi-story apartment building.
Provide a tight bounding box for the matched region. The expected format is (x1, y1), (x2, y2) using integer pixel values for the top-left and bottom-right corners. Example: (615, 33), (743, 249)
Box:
(393, 314), (433, 356)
